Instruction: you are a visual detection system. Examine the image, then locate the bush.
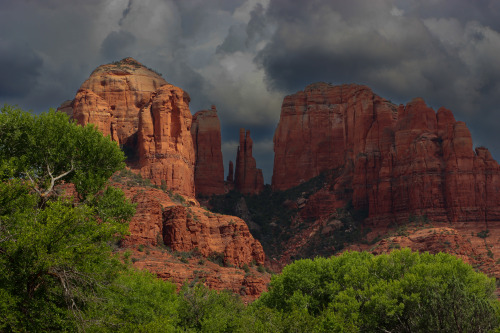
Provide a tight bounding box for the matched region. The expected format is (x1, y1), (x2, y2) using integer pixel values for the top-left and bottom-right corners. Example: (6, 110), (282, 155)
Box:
(207, 252), (226, 266)
(478, 229), (490, 238)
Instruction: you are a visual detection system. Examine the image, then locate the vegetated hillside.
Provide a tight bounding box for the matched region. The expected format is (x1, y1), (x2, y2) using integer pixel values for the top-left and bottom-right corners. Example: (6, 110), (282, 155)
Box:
(209, 174), (500, 284)
(108, 169), (271, 301)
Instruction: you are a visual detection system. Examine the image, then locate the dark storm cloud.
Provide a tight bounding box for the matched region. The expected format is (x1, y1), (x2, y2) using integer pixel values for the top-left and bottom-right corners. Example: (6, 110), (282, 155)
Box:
(0, 40), (43, 98)
(119, 0), (133, 26)
(100, 30), (137, 61)
(255, 0), (500, 162)
(173, 0), (246, 39)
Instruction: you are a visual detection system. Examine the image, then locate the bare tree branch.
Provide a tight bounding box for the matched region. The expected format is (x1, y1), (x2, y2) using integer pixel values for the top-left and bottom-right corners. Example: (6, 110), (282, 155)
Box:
(42, 160), (74, 197)
(24, 171), (43, 196)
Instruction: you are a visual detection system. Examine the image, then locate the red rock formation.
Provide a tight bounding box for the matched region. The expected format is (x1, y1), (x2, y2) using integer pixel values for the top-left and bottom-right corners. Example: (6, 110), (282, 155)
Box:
(114, 182), (264, 267)
(136, 84), (195, 196)
(191, 106), (225, 196)
(234, 129), (264, 194)
(131, 249), (270, 301)
(272, 82), (500, 226)
(113, 180), (269, 299)
(60, 57), (168, 146)
(162, 205), (265, 267)
(59, 58), (196, 197)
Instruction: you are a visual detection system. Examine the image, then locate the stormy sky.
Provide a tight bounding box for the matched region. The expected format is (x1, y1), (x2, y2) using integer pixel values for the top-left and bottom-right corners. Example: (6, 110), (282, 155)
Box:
(1, 0), (500, 183)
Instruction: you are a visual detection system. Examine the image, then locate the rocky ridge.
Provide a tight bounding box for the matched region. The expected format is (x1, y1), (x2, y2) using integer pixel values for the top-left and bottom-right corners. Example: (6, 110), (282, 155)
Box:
(60, 57), (500, 299)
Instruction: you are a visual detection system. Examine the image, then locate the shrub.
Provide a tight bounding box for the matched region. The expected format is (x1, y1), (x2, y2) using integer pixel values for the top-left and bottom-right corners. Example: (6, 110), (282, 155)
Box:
(478, 229), (490, 238)
(208, 252), (226, 266)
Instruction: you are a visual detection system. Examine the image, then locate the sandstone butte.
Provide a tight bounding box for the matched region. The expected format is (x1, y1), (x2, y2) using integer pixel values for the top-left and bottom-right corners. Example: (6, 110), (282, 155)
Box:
(272, 82), (500, 226)
(233, 128), (264, 195)
(59, 57), (196, 197)
(191, 106), (225, 196)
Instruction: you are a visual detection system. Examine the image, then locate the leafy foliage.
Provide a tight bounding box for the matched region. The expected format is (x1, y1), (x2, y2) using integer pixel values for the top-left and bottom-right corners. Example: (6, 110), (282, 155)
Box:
(0, 105), (125, 200)
(0, 106), (134, 331)
(256, 249), (500, 332)
(85, 269), (179, 332)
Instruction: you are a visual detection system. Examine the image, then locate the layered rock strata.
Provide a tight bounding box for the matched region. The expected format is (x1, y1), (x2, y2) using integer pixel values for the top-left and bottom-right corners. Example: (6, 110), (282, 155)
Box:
(115, 182), (268, 300)
(272, 83), (500, 225)
(117, 184), (265, 267)
(59, 58), (196, 197)
(63, 57), (168, 145)
(137, 84), (195, 196)
(234, 129), (264, 194)
(191, 106), (225, 196)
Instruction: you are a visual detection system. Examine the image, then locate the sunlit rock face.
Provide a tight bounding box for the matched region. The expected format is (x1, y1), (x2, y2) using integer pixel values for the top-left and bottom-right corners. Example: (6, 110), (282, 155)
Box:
(59, 58), (196, 197)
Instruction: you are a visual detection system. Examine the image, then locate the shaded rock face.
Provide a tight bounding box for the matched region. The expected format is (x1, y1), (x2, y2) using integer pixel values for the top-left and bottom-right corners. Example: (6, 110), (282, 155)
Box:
(272, 83), (500, 225)
(227, 161), (234, 182)
(59, 58), (196, 197)
(191, 106), (225, 196)
(234, 129), (264, 194)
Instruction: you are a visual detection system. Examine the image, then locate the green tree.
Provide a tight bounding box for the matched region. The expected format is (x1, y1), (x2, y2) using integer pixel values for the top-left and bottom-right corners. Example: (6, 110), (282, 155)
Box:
(85, 269), (180, 332)
(0, 106), (135, 331)
(177, 283), (245, 332)
(256, 249), (500, 332)
(0, 105), (125, 200)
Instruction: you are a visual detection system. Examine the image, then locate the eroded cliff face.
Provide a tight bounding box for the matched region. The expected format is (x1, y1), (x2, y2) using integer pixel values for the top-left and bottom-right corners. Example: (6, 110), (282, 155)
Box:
(234, 129), (264, 195)
(114, 179), (268, 300)
(137, 84), (195, 196)
(272, 83), (500, 226)
(59, 58), (196, 197)
(69, 57), (167, 146)
(191, 106), (225, 196)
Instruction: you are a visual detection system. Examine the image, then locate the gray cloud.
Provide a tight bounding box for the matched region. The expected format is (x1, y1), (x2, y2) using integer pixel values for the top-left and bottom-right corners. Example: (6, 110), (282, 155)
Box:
(119, 0), (133, 26)
(100, 30), (137, 61)
(0, 40), (43, 98)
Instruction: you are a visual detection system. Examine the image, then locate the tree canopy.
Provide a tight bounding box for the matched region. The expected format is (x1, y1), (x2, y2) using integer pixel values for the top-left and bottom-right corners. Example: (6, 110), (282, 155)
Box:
(0, 105), (135, 331)
(256, 249), (500, 332)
